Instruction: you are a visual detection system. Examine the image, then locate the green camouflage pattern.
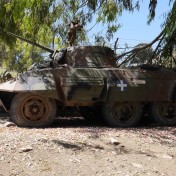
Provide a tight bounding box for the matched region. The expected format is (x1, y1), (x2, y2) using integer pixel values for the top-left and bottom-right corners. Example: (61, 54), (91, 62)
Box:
(0, 33), (175, 127)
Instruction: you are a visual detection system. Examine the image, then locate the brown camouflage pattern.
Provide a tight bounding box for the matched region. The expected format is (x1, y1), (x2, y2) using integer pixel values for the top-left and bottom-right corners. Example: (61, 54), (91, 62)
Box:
(0, 46), (175, 107)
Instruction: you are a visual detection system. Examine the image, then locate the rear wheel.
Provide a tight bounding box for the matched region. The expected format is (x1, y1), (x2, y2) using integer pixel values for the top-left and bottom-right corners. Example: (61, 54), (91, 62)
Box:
(151, 102), (176, 126)
(102, 102), (142, 127)
(10, 93), (56, 127)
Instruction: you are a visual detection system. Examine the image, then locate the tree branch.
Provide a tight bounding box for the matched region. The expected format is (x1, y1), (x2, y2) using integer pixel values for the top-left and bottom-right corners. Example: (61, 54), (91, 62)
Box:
(116, 29), (164, 67)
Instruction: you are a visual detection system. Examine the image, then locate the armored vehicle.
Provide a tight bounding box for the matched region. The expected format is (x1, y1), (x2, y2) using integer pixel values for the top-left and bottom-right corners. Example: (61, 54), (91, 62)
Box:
(0, 32), (176, 127)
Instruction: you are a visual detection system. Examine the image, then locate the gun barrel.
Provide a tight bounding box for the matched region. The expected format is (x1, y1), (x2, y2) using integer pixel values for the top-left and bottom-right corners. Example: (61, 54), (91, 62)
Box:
(7, 31), (54, 53)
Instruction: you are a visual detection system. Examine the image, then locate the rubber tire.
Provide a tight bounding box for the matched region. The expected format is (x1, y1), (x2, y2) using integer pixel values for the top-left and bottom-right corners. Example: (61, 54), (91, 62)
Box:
(102, 102), (142, 127)
(10, 93), (56, 127)
(151, 102), (176, 126)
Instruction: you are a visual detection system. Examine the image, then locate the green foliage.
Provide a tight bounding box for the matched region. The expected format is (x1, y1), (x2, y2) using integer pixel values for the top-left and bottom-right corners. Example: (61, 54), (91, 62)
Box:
(128, 43), (154, 66)
(0, 0), (175, 70)
(0, 40), (44, 71)
(162, 1), (176, 57)
(88, 0), (97, 11)
(95, 35), (106, 46)
(98, 1), (120, 23)
(147, 0), (157, 24)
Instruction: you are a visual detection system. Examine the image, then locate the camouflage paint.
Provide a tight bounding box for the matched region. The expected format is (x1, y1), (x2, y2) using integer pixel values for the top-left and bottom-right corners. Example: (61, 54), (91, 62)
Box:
(0, 46), (175, 107)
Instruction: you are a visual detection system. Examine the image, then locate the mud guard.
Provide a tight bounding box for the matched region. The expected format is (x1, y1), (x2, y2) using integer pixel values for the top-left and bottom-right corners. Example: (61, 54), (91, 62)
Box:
(0, 73), (58, 100)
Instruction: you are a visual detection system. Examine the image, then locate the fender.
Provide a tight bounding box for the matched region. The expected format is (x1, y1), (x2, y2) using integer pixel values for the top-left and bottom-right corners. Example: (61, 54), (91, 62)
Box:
(0, 72), (59, 100)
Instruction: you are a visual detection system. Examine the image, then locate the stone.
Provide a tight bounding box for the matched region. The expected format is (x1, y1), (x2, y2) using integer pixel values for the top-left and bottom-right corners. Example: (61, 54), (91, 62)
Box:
(19, 146), (33, 153)
(4, 122), (16, 127)
(110, 138), (120, 145)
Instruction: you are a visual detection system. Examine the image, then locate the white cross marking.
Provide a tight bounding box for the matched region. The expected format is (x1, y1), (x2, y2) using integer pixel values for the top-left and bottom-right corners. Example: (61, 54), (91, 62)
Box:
(117, 80), (127, 91)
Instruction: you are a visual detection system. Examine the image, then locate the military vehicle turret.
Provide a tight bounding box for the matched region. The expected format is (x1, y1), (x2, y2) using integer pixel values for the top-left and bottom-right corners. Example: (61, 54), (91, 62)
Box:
(0, 32), (176, 127)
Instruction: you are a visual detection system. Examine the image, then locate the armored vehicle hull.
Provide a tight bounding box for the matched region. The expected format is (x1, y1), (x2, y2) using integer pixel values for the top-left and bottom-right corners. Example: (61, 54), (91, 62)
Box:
(0, 46), (176, 127)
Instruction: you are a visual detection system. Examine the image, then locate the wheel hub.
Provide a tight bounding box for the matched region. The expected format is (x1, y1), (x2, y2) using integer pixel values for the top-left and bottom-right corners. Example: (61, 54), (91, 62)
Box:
(113, 103), (134, 122)
(23, 99), (45, 121)
(29, 103), (40, 115)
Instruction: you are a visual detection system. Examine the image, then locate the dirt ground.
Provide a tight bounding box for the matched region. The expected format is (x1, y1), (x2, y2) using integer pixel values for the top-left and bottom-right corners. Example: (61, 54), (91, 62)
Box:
(0, 112), (176, 176)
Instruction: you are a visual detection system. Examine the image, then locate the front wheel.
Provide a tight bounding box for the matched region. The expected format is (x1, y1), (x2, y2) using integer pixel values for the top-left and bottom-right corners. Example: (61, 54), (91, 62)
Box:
(102, 102), (142, 127)
(10, 93), (56, 127)
(151, 102), (176, 126)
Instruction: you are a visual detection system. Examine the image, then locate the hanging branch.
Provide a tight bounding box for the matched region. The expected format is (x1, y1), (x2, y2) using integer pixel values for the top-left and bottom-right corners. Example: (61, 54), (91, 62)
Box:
(116, 29), (164, 67)
(114, 37), (119, 52)
(147, 33), (166, 64)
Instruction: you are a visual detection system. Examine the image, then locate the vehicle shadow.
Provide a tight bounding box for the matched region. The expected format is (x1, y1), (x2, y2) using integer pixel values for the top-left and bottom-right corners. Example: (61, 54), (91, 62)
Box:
(0, 111), (12, 125)
(51, 107), (158, 128)
(51, 116), (106, 128)
(51, 114), (159, 128)
(0, 110), (170, 129)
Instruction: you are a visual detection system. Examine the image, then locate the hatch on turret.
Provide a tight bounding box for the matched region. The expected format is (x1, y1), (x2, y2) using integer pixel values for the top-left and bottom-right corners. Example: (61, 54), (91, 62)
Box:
(64, 46), (117, 68)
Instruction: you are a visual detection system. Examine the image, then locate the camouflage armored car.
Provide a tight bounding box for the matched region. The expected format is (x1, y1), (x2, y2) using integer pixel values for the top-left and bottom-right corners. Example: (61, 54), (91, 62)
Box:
(0, 32), (176, 127)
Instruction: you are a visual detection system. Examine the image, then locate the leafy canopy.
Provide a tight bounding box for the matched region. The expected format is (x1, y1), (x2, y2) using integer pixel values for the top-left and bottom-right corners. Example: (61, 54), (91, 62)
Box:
(0, 0), (175, 70)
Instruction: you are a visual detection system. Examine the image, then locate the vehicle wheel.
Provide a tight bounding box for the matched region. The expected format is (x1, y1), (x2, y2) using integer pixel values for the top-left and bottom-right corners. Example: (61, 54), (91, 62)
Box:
(10, 93), (56, 127)
(102, 102), (142, 127)
(151, 102), (176, 126)
(79, 106), (102, 120)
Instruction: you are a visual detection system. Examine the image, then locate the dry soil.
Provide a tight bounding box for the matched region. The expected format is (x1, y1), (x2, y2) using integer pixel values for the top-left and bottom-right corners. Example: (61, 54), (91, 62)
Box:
(0, 112), (176, 176)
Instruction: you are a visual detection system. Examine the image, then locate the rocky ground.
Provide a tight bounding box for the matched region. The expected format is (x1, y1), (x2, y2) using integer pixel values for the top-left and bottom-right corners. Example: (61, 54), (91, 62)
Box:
(0, 112), (176, 176)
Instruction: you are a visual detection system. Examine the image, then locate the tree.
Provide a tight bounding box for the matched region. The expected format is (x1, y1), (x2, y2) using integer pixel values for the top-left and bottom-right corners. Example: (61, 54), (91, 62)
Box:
(0, 0), (175, 70)
(0, 40), (44, 71)
(126, 43), (154, 66)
